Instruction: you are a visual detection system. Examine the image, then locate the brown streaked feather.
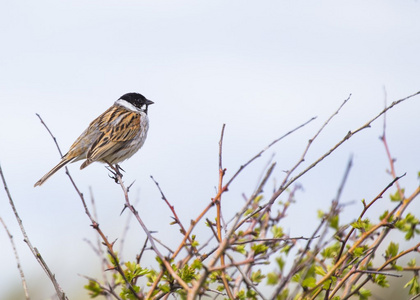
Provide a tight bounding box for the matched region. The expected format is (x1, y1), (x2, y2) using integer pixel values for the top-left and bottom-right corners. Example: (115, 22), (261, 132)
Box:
(33, 157), (74, 187)
(80, 110), (142, 169)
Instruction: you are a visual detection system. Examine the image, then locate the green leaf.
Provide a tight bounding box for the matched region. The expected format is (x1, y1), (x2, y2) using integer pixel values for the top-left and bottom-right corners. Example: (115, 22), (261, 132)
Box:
(329, 215), (339, 230)
(276, 257), (285, 271)
(159, 284), (170, 293)
(246, 289), (258, 299)
(322, 277), (337, 290)
(191, 259), (203, 270)
(353, 245), (368, 257)
(385, 242), (399, 259)
(108, 252), (120, 267)
(315, 266), (326, 276)
(251, 269), (265, 283)
(321, 242), (341, 259)
(358, 288), (372, 300)
(234, 244), (247, 255)
(291, 273), (301, 283)
(379, 210), (389, 221)
(351, 218), (372, 231)
(405, 230), (414, 240)
(84, 280), (103, 298)
(244, 208), (254, 216)
(393, 264), (404, 271)
(372, 274), (389, 288)
(236, 289), (245, 300)
(301, 277), (316, 288)
(267, 272), (278, 285)
(216, 285), (225, 292)
(281, 244), (292, 255)
(251, 244), (268, 255)
(390, 189), (404, 201)
(271, 225), (284, 238)
(408, 258), (416, 267)
(120, 284), (140, 300)
(404, 276), (420, 295)
(276, 289), (289, 300)
(178, 264), (197, 283)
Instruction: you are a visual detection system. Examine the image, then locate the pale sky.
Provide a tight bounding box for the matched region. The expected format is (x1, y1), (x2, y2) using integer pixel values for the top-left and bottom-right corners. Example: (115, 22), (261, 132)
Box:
(1, 1), (420, 299)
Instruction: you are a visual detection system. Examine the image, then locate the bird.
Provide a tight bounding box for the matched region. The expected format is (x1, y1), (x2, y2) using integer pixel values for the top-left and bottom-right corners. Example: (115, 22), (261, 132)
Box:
(34, 92), (154, 187)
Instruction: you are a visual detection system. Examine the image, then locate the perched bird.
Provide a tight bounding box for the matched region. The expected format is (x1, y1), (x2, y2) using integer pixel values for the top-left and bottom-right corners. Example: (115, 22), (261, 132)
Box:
(34, 92), (154, 187)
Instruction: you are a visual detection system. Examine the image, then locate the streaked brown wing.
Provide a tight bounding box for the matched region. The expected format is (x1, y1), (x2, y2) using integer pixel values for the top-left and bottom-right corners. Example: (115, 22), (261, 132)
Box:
(85, 109), (141, 162)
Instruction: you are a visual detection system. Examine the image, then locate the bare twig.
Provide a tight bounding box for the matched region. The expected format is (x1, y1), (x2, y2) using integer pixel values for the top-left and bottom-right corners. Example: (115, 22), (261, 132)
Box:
(354, 270), (402, 277)
(214, 124), (234, 299)
(379, 88), (404, 198)
(263, 90), (420, 217)
(410, 293), (420, 300)
(188, 184), (267, 299)
(119, 193), (141, 256)
(88, 187), (112, 293)
(0, 217), (30, 300)
(233, 236), (318, 245)
(0, 165), (68, 300)
(225, 116), (316, 188)
(110, 166), (190, 292)
(150, 175), (197, 256)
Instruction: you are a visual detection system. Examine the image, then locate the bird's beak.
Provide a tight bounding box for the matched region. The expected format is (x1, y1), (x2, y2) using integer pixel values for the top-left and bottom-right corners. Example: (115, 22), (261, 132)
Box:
(146, 99), (154, 105)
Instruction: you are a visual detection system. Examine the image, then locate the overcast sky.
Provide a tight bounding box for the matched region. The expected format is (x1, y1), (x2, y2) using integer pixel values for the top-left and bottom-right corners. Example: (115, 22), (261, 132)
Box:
(1, 1), (420, 299)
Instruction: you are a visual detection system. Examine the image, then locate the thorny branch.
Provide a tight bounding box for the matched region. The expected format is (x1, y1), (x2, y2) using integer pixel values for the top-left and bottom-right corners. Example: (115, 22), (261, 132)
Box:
(4, 91), (417, 299)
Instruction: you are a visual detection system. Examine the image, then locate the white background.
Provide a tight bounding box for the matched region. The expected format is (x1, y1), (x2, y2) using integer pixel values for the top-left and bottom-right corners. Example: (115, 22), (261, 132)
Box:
(1, 1), (420, 299)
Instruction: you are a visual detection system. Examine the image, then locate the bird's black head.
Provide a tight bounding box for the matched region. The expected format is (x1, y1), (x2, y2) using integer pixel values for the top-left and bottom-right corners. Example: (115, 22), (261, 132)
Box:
(120, 92), (154, 113)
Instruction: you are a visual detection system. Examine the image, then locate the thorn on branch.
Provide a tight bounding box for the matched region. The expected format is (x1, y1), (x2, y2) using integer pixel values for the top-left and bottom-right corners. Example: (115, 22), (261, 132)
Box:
(120, 204), (129, 216)
(127, 180), (136, 191)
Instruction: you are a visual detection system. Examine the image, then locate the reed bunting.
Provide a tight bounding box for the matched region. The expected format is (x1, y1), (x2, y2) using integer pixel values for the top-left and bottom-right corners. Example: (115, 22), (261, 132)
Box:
(34, 92), (154, 187)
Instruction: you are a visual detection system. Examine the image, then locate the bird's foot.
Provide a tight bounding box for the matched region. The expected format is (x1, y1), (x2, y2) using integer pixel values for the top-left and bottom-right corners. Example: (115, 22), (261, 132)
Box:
(106, 163), (124, 183)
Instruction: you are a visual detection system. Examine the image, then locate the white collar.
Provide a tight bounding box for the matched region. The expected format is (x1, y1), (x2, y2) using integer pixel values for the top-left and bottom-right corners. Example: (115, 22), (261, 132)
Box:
(115, 99), (141, 112)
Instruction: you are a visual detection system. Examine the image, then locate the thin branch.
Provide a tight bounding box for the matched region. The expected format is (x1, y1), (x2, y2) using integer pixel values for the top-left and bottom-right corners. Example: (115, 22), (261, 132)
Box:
(225, 116), (316, 188)
(150, 175), (196, 256)
(109, 166), (190, 292)
(36, 115), (142, 300)
(88, 187), (111, 291)
(285, 94), (352, 191)
(188, 185), (264, 299)
(119, 192), (141, 256)
(379, 88), (404, 198)
(335, 174), (405, 266)
(263, 90), (420, 217)
(79, 274), (122, 300)
(0, 165), (68, 300)
(0, 217), (30, 300)
(36, 113), (65, 157)
(225, 253), (267, 300)
(410, 293), (420, 300)
(233, 236), (318, 245)
(354, 270), (402, 277)
(215, 124), (234, 299)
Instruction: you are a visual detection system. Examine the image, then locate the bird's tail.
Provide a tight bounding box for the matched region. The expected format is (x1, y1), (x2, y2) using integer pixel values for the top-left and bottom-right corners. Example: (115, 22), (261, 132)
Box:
(34, 158), (73, 187)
